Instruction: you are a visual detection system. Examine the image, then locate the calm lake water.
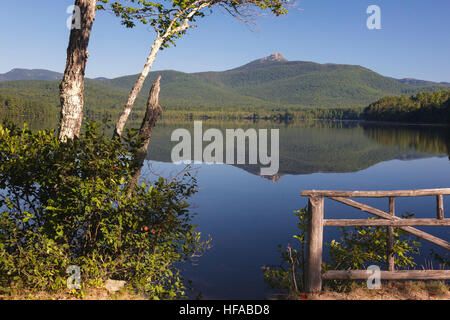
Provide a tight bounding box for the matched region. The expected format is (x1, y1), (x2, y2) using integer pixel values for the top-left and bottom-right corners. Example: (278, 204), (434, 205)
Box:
(9, 118), (450, 299)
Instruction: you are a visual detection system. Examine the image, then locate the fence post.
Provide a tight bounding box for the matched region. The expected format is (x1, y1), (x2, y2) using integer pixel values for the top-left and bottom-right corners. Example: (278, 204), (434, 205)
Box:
(306, 196), (324, 294)
(387, 197), (395, 271)
(437, 195), (444, 220)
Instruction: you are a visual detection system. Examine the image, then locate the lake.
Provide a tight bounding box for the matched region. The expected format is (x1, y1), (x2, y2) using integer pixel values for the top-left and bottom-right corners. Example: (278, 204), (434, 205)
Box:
(139, 120), (450, 299)
(8, 117), (450, 299)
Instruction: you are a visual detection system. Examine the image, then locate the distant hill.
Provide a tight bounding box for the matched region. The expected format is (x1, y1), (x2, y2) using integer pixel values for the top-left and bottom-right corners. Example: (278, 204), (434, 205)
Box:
(0, 69), (113, 82)
(0, 68), (62, 82)
(0, 54), (449, 110)
(394, 77), (450, 87)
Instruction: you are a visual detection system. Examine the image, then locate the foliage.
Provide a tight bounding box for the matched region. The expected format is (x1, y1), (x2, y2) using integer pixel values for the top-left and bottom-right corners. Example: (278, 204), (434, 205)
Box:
(363, 90), (450, 124)
(323, 216), (421, 293)
(264, 209), (422, 296)
(325, 214), (420, 272)
(0, 121), (209, 299)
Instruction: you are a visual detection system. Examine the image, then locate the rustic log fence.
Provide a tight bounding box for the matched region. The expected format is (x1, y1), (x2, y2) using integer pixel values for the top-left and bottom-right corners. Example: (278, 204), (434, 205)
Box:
(300, 188), (450, 294)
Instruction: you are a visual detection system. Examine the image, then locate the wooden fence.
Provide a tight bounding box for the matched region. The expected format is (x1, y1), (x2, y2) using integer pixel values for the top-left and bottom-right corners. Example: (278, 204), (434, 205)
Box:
(300, 188), (450, 294)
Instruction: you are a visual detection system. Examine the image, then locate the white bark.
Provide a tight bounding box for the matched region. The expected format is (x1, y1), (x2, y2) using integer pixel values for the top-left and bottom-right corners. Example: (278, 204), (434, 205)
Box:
(59, 0), (97, 142)
(114, 38), (163, 138)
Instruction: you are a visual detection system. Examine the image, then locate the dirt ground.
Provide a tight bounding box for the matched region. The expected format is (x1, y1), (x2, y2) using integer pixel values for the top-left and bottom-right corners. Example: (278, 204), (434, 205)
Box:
(0, 287), (146, 300)
(2, 281), (449, 300)
(308, 281), (450, 300)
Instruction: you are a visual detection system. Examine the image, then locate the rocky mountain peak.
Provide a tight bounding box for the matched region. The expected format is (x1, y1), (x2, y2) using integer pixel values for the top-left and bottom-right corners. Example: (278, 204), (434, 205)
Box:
(240, 52), (288, 69)
(258, 52), (287, 63)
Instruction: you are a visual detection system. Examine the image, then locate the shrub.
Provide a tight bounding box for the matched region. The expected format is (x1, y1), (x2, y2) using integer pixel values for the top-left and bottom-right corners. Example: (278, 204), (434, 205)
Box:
(263, 208), (421, 296)
(325, 213), (420, 271)
(0, 121), (209, 299)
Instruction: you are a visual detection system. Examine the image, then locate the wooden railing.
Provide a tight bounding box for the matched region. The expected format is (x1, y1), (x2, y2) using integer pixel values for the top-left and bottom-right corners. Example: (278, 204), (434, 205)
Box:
(300, 188), (450, 294)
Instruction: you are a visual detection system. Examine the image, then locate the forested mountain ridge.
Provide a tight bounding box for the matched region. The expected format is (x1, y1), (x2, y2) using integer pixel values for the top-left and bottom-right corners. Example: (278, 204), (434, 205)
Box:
(1, 54), (449, 112)
(99, 56), (449, 108)
(0, 68), (62, 82)
(394, 77), (450, 87)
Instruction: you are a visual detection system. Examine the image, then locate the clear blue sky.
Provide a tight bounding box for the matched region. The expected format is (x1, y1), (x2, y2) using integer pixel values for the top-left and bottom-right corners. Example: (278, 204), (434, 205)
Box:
(0, 0), (449, 82)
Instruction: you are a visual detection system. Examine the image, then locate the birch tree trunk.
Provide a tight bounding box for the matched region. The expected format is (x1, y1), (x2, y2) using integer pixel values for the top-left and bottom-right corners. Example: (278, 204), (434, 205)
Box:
(58, 0), (97, 142)
(128, 76), (163, 189)
(114, 38), (163, 138)
(113, 3), (209, 138)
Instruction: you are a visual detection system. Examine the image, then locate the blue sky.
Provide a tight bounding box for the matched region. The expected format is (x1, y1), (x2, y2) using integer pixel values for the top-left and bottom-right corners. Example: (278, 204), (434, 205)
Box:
(0, 0), (449, 82)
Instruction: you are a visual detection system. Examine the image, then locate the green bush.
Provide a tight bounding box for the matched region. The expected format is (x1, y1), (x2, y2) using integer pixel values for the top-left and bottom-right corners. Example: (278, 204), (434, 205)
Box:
(0, 121), (209, 299)
(325, 214), (420, 271)
(263, 208), (421, 296)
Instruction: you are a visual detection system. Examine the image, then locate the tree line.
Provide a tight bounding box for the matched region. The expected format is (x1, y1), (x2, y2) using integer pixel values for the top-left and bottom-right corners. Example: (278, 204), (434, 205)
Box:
(0, 93), (56, 118)
(362, 90), (450, 124)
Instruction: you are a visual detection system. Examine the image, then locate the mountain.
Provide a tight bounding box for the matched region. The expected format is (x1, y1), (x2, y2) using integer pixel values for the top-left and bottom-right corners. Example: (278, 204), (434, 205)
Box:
(1, 54), (449, 110)
(99, 54), (449, 108)
(0, 69), (112, 82)
(394, 77), (450, 87)
(0, 68), (62, 82)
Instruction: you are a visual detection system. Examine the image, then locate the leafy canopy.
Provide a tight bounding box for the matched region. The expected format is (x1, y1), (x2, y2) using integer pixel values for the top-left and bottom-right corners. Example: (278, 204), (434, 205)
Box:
(97, 0), (290, 47)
